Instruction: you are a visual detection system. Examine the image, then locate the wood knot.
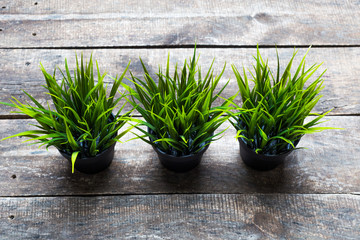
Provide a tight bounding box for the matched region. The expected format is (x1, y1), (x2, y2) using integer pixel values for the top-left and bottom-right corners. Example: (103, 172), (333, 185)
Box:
(253, 212), (284, 237)
(254, 13), (273, 24)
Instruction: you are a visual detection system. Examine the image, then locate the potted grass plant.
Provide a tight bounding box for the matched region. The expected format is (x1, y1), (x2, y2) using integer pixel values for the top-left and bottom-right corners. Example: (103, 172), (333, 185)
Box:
(123, 47), (234, 172)
(231, 46), (335, 170)
(0, 54), (133, 174)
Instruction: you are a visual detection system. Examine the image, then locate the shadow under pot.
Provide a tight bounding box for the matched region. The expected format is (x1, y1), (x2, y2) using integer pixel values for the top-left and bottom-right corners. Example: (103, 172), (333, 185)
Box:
(239, 138), (298, 171)
(149, 129), (210, 172)
(59, 142), (116, 174)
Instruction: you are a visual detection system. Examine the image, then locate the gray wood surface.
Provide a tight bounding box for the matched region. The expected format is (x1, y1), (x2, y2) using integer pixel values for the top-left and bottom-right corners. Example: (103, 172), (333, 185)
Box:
(1, 1), (359, 239)
(0, 117), (357, 196)
(1, 47), (359, 115)
(1, 194), (359, 239)
(0, 0), (359, 47)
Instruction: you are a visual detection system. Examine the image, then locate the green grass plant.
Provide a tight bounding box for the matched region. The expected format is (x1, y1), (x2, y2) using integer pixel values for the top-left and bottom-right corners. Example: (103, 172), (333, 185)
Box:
(231, 46), (335, 155)
(0, 54), (132, 172)
(123, 47), (235, 156)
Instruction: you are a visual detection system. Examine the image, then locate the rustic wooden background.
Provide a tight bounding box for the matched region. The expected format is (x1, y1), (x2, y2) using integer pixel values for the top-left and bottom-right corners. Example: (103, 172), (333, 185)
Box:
(0, 0), (359, 239)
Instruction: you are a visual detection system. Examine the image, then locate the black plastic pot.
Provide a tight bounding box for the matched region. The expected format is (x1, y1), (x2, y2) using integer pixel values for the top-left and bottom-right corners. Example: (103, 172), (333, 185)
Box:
(59, 142), (116, 174)
(152, 144), (209, 172)
(148, 128), (211, 172)
(57, 113), (118, 174)
(239, 138), (296, 171)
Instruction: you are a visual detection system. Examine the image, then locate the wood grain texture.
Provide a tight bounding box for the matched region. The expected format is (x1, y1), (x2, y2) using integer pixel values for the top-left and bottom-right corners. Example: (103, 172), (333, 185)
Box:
(0, 194), (359, 239)
(1, 47), (359, 115)
(0, 116), (358, 196)
(0, 0), (359, 47)
(1, 1), (359, 238)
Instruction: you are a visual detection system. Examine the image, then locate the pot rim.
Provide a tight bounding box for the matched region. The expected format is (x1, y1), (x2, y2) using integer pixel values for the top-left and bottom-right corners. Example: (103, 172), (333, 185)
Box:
(152, 142), (210, 159)
(58, 141), (117, 160)
(238, 137), (299, 157)
(148, 127), (213, 158)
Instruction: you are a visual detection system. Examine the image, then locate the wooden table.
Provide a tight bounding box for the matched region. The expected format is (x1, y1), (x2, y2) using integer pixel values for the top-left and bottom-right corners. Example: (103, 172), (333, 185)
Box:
(1, 1), (359, 239)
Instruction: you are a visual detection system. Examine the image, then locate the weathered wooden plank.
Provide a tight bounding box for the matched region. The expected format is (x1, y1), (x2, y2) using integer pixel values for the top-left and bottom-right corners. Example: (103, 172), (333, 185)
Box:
(0, 0), (359, 47)
(0, 116), (358, 196)
(0, 194), (359, 239)
(2, 0), (359, 16)
(1, 47), (359, 115)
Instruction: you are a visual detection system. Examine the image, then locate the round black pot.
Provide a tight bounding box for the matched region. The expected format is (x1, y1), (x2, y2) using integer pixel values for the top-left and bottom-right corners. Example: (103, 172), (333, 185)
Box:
(239, 138), (296, 171)
(152, 144), (209, 172)
(59, 142), (116, 174)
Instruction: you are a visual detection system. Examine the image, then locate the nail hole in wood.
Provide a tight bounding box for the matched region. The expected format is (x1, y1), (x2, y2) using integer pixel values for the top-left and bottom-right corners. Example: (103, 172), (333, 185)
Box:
(2, 6), (6, 9)
(0, 29), (2, 32)
(32, 33), (37, 36)
(9, 215), (14, 220)
(34, 2), (38, 5)
(25, 62), (31, 66)
(11, 174), (16, 179)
